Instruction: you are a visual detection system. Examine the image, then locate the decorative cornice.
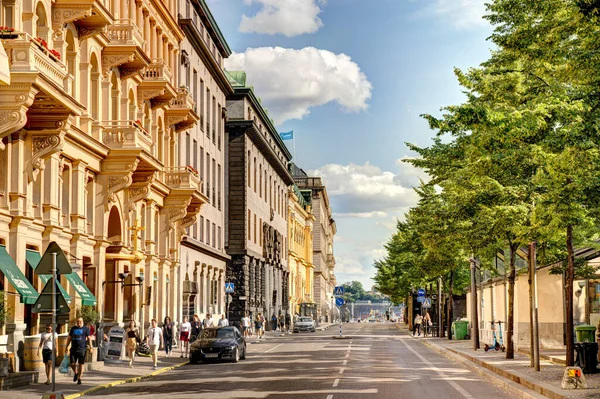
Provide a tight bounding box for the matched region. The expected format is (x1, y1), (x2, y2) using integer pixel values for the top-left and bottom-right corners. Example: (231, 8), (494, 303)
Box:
(0, 87), (39, 150)
(29, 132), (66, 182)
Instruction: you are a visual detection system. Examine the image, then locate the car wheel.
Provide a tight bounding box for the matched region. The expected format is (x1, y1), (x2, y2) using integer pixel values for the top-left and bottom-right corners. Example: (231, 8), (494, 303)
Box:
(240, 344), (246, 360)
(189, 354), (199, 364)
(232, 347), (240, 363)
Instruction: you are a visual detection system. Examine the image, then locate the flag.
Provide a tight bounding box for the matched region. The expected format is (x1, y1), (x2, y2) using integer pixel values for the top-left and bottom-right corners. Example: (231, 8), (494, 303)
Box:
(279, 131), (294, 140)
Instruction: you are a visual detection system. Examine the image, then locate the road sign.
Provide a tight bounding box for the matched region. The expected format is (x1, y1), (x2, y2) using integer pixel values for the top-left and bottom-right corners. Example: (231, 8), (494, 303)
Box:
(35, 242), (72, 275)
(335, 297), (345, 307)
(417, 288), (426, 297)
(334, 286), (344, 296)
(416, 296), (425, 303)
(32, 278), (70, 314)
(422, 298), (432, 308)
(225, 282), (234, 293)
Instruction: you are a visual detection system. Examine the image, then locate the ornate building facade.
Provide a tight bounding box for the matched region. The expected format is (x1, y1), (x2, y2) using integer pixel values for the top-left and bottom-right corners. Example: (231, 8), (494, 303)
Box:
(287, 183), (314, 317)
(0, 0), (201, 369)
(225, 71), (294, 327)
(293, 172), (337, 322)
(176, 0), (232, 322)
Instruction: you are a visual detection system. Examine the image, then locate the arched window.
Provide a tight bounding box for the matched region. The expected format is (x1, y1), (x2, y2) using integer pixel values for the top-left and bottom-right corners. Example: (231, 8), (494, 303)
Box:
(128, 89), (136, 121)
(35, 2), (49, 42)
(110, 72), (119, 121)
(157, 117), (164, 161)
(65, 30), (77, 98)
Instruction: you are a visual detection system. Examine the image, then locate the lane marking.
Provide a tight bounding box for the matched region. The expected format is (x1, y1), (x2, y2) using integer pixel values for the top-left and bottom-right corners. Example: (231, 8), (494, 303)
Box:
(342, 360), (347, 365)
(263, 343), (283, 354)
(326, 395), (334, 399)
(402, 339), (475, 399)
(339, 367), (345, 374)
(345, 353), (349, 358)
(333, 379), (340, 387)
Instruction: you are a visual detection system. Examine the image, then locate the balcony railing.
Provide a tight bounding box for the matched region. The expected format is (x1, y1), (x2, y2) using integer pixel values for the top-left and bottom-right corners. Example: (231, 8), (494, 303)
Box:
(106, 20), (144, 48)
(101, 120), (153, 155)
(144, 59), (172, 82)
(2, 33), (67, 88)
(170, 87), (195, 110)
(165, 166), (201, 191)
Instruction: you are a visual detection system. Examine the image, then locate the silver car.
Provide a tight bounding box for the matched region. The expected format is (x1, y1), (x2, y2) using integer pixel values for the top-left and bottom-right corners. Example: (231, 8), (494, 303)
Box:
(294, 316), (316, 333)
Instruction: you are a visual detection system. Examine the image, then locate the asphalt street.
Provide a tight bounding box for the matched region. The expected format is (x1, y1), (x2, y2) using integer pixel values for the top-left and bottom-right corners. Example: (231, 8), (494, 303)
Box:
(88, 322), (513, 399)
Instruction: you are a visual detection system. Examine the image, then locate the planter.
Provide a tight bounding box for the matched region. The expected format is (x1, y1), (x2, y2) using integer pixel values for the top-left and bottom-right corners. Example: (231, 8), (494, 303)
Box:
(0, 33), (18, 39)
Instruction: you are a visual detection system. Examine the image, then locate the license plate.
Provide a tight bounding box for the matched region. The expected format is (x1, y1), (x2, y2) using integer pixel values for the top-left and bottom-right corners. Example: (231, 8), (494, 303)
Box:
(204, 353), (219, 358)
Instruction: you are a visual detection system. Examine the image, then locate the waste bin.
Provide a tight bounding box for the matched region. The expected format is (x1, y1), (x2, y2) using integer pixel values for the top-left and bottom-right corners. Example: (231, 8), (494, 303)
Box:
(452, 320), (469, 340)
(575, 342), (599, 374)
(576, 324), (597, 343)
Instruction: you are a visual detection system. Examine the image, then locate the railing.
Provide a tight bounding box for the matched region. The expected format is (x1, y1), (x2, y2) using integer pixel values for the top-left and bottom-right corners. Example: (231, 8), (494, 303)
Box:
(165, 166), (201, 191)
(106, 20), (144, 48)
(101, 120), (153, 154)
(144, 59), (172, 81)
(170, 87), (195, 110)
(2, 32), (67, 88)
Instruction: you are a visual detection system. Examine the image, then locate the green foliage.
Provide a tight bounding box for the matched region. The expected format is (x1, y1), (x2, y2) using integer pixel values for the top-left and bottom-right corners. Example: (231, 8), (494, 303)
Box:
(73, 305), (100, 326)
(0, 291), (6, 326)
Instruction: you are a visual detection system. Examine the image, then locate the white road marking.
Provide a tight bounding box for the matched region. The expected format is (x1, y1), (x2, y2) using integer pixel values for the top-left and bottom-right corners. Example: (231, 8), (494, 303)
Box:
(402, 339), (475, 399)
(263, 344), (283, 354)
(342, 360), (347, 366)
(326, 395), (334, 399)
(345, 354), (349, 358)
(339, 367), (345, 374)
(333, 379), (339, 387)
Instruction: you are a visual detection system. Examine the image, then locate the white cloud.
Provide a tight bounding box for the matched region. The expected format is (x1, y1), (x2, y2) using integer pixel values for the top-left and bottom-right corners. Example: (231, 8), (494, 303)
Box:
(225, 47), (372, 124)
(334, 211), (388, 219)
(419, 0), (489, 30)
(239, 0), (324, 37)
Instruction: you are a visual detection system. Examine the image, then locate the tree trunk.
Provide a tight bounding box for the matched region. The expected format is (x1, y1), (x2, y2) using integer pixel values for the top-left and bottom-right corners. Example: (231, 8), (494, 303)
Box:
(566, 225), (575, 367)
(506, 241), (518, 359)
(447, 269), (454, 340)
(528, 246), (535, 367)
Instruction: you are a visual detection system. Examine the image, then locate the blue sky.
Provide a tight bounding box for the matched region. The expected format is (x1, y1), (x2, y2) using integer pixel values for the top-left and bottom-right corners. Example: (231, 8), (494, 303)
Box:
(207, 0), (494, 290)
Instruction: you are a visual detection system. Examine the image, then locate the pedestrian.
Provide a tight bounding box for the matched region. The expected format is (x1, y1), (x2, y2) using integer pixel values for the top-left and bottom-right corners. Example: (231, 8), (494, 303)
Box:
(278, 314), (285, 331)
(285, 312), (291, 332)
(65, 317), (91, 385)
(422, 312), (432, 337)
(203, 313), (214, 329)
(145, 318), (163, 369)
(271, 313), (277, 331)
(241, 313), (251, 338)
(413, 313), (423, 337)
(125, 320), (140, 368)
(255, 313), (264, 339)
(163, 316), (174, 357)
(190, 314), (202, 342)
(37, 324), (57, 385)
(179, 316), (191, 358)
(87, 321), (96, 347)
(217, 314), (229, 327)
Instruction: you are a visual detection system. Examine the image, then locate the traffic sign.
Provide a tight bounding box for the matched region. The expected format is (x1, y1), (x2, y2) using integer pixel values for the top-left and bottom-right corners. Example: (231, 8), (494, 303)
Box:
(416, 296), (425, 303)
(422, 298), (432, 308)
(32, 278), (70, 314)
(35, 242), (72, 275)
(417, 288), (426, 297)
(334, 286), (344, 296)
(225, 282), (234, 293)
(335, 297), (345, 307)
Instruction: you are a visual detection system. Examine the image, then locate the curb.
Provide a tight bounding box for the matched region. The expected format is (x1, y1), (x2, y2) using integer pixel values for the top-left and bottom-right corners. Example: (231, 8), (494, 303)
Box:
(64, 360), (189, 399)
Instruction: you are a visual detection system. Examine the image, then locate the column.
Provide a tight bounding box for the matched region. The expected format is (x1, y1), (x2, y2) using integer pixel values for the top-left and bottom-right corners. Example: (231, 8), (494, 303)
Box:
(70, 160), (88, 234)
(150, 22), (156, 58)
(143, 10), (150, 54)
(128, 0), (135, 21)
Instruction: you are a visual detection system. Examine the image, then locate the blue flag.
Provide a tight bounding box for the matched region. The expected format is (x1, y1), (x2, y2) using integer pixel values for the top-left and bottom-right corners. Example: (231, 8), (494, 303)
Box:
(279, 131), (294, 140)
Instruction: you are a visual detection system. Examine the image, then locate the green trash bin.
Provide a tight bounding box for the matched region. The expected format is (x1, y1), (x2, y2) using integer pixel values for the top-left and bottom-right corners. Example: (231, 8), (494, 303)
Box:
(452, 320), (470, 340)
(576, 324), (596, 343)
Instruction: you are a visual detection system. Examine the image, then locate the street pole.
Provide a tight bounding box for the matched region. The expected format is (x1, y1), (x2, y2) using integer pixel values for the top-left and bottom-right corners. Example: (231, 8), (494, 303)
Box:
(437, 277), (442, 337)
(470, 257), (480, 350)
(51, 252), (57, 393)
(530, 242), (540, 371)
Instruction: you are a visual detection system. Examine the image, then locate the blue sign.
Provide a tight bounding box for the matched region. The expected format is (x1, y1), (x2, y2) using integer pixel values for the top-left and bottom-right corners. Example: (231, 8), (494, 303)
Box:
(335, 297), (345, 307)
(422, 298), (432, 308)
(416, 296), (425, 303)
(417, 288), (426, 297)
(334, 286), (344, 296)
(225, 282), (234, 293)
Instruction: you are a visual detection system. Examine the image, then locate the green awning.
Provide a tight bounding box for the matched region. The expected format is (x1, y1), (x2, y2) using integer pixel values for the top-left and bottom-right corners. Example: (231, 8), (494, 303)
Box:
(0, 245), (38, 304)
(25, 250), (71, 303)
(65, 272), (97, 306)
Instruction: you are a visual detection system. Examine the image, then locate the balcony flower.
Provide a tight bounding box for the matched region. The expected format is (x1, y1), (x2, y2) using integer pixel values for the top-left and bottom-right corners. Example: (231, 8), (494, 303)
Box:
(49, 49), (61, 60)
(133, 120), (149, 135)
(186, 166), (199, 176)
(0, 26), (14, 33)
(35, 37), (48, 48)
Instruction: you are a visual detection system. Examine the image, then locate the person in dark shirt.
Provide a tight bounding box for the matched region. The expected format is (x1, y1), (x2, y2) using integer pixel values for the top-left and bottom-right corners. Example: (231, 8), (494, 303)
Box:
(163, 316), (174, 357)
(190, 314), (202, 342)
(65, 317), (90, 385)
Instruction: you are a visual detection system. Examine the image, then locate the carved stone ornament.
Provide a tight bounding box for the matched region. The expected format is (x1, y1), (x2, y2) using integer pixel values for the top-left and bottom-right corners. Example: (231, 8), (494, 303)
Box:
(52, 7), (93, 36)
(78, 26), (104, 40)
(29, 133), (66, 182)
(107, 174), (133, 207)
(102, 54), (135, 75)
(138, 88), (165, 104)
(127, 185), (150, 212)
(166, 115), (187, 126)
(0, 88), (39, 150)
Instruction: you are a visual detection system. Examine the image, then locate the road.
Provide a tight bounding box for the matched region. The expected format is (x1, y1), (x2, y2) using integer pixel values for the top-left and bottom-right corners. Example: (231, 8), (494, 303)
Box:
(90, 322), (512, 399)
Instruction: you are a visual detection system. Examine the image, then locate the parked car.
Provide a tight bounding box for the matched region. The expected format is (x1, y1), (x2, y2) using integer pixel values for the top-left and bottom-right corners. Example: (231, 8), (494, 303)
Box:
(294, 316), (316, 333)
(189, 326), (246, 364)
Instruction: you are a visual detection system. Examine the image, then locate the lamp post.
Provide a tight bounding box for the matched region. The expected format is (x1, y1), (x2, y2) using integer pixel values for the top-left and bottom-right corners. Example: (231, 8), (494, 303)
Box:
(469, 257), (480, 350)
(123, 276), (145, 337)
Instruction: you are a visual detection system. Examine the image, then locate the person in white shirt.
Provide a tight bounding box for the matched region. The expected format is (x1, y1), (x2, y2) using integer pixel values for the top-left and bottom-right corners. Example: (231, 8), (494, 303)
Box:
(203, 314), (214, 328)
(145, 318), (163, 369)
(241, 313), (251, 338)
(179, 316), (191, 358)
(37, 324), (57, 385)
(217, 314), (229, 327)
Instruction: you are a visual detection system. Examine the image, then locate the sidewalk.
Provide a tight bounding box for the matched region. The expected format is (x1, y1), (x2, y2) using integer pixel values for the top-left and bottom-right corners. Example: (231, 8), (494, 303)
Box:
(398, 325), (600, 399)
(6, 354), (188, 399)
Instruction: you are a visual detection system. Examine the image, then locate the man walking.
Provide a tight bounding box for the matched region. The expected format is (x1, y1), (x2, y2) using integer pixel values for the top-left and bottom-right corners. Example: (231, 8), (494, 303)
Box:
(65, 317), (91, 385)
(218, 314), (229, 327)
(145, 318), (163, 369)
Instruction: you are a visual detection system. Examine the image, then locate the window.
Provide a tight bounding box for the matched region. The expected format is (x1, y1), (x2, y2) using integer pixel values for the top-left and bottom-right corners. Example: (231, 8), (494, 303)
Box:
(192, 69), (197, 107)
(199, 216), (204, 242)
(253, 158), (257, 192)
(206, 218), (210, 244)
(212, 158), (216, 206)
(217, 163), (221, 211)
(248, 210), (251, 240)
(206, 88), (211, 137)
(253, 214), (256, 244)
(259, 218), (262, 247)
(206, 151), (210, 202)
(259, 164), (262, 198)
(212, 223), (216, 247)
(193, 139), (197, 170)
(247, 151), (251, 187)
(185, 133), (191, 166)
(218, 226), (222, 250)
(200, 147), (204, 191)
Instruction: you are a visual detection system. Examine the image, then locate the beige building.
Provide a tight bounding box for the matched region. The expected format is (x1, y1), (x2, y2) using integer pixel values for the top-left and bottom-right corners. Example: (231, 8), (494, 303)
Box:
(176, 0), (233, 322)
(0, 0), (202, 369)
(287, 183), (315, 317)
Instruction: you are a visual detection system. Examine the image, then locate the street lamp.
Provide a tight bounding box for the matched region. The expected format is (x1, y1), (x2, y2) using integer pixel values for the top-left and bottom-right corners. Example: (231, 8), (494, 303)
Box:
(102, 272), (129, 288)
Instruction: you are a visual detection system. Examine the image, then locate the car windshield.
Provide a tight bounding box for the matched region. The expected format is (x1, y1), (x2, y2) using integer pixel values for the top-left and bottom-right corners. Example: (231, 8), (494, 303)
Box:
(299, 317), (312, 322)
(201, 328), (235, 339)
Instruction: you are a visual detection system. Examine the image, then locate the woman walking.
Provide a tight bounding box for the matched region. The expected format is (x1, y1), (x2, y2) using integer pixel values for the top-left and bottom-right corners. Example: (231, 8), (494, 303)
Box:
(255, 313), (264, 339)
(37, 324), (57, 385)
(179, 316), (191, 358)
(125, 320), (140, 368)
(163, 316), (174, 357)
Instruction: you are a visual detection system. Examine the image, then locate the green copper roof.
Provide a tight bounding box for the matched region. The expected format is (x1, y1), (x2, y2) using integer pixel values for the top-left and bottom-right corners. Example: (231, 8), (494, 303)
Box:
(226, 70), (247, 87)
(293, 185), (310, 210)
(198, 0), (231, 56)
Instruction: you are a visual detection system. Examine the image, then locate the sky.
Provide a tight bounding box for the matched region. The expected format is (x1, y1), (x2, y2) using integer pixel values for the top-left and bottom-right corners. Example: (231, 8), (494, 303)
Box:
(206, 0), (494, 290)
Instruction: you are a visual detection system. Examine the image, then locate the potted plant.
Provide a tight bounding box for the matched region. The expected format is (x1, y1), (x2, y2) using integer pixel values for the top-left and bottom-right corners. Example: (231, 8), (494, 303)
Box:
(0, 26), (16, 39)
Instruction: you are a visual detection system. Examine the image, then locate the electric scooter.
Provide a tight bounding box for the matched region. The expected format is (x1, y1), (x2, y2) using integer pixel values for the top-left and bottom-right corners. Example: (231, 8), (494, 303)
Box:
(484, 321), (500, 352)
(497, 321), (506, 352)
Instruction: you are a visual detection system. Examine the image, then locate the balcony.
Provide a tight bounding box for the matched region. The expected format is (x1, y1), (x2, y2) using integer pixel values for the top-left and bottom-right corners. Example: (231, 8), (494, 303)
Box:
(52, 0), (113, 40)
(138, 59), (177, 109)
(164, 166), (208, 231)
(102, 20), (150, 78)
(165, 166), (201, 191)
(165, 87), (199, 132)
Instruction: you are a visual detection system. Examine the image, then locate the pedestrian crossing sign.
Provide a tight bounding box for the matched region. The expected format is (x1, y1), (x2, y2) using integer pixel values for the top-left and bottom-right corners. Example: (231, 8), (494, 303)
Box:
(225, 282), (234, 293)
(334, 286), (344, 296)
(422, 298), (432, 308)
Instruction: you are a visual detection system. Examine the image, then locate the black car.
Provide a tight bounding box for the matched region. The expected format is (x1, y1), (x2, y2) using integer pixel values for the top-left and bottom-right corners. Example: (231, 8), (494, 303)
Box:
(189, 326), (246, 364)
